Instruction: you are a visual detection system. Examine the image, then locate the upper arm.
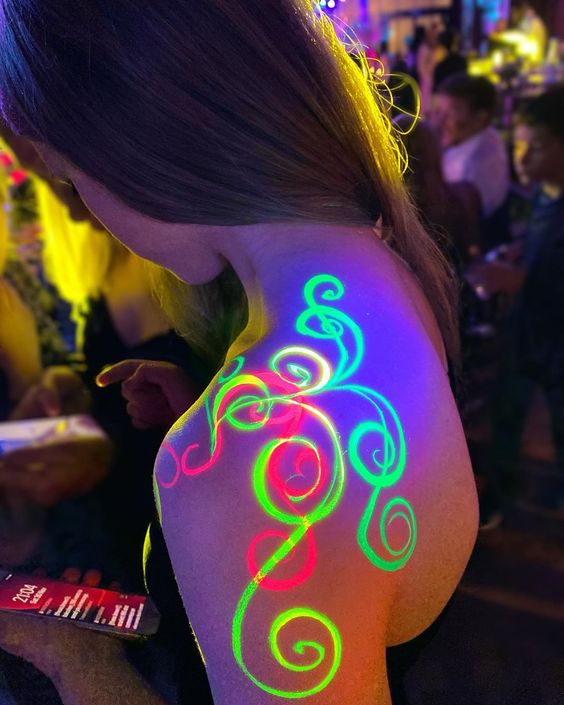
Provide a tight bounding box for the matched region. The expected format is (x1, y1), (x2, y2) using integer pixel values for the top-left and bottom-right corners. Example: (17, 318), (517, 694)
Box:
(156, 358), (399, 704)
(160, 459), (393, 705)
(155, 269), (475, 704)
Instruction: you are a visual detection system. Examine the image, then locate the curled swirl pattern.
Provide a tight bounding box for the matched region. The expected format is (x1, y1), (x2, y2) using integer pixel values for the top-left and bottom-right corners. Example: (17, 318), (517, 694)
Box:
(246, 527), (317, 592)
(178, 373), (300, 480)
(270, 346), (332, 394)
(233, 599), (342, 699)
(233, 403), (346, 696)
(159, 273), (416, 698)
(346, 389), (416, 570)
(295, 274), (364, 385)
(292, 275), (416, 572)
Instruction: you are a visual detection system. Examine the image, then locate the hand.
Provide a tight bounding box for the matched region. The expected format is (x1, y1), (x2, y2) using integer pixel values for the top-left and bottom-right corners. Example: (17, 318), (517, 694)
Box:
(465, 260), (526, 297)
(10, 366), (91, 421)
(0, 437), (113, 506)
(497, 241), (524, 263)
(96, 360), (199, 430)
(0, 568), (124, 683)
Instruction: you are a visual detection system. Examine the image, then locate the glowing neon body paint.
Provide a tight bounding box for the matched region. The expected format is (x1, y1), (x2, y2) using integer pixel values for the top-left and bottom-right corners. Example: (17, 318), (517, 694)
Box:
(157, 274), (416, 698)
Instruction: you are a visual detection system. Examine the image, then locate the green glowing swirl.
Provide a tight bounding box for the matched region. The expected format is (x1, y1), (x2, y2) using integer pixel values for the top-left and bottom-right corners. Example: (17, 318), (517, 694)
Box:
(253, 426), (344, 526)
(218, 355), (245, 383)
(233, 517), (342, 699)
(233, 398), (346, 697)
(295, 276), (417, 572)
(296, 274), (364, 385)
(180, 273), (417, 698)
(344, 388), (415, 571)
(270, 346), (332, 394)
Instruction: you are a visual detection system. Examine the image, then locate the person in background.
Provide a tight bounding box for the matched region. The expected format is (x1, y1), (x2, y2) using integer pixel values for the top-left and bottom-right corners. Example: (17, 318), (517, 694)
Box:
(0, 126), (210, 576)
(467, 85), (564, 526)
(0, 135), (210, 705)
(407, 26), (426, 81)
(0, 157), (68, 422)
(415, 23), (442, 116)
(433, 29), (468, 94)
(435, 74), (510, 225)
(396, 115), (482, 267)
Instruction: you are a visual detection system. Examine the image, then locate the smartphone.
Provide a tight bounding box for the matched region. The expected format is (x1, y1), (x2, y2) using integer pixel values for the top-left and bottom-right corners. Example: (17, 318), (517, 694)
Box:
(0, 571), (160, 638)
(0, 415), (108, 457)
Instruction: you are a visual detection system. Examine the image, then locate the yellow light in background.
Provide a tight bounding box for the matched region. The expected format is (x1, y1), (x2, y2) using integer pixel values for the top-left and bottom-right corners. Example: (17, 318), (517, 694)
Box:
(492, 50), (504, 68)
(35, 178), (113, 308)
(468, 57), (495, 78)
(494, 29), (543, 64)
(0, 144), (12, 276)
(34, 177), (115, 348)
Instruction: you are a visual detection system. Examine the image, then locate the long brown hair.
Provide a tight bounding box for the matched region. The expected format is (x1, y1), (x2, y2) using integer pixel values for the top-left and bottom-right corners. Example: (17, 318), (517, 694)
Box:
(0, 0), (459, 364)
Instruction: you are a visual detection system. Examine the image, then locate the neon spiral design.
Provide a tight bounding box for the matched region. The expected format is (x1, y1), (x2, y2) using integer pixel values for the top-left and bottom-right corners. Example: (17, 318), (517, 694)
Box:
(232, 598), (342, 699)
(159, 273), (416, 698)
(346, 395), (416, 570)
(246, 528), (317, 592)
(157, 443), (182, 489)
(295, 274), (365, 385)
(218, 355), (245, 383)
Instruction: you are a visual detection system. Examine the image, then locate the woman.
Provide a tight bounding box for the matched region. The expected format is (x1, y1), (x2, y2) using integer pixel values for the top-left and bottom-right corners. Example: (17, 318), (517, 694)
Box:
(414, 24), (442, 117)
(0, 2), (478, 703)
(0, 152), (77, 576)
(3, 160), (208, 583)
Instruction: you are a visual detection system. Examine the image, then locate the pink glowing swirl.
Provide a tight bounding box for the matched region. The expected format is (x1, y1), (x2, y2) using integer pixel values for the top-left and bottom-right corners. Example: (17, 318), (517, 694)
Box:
(246, 436), (330, 591)
(268, 440), (329, 505)
(247, 528), (317, 592)
(156, 443), (182, 489)
(180, 372), (303, 478)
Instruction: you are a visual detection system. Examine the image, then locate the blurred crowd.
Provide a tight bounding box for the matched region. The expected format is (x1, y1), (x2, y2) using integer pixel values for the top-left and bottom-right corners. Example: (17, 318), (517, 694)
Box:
(390, 64), (564, 532)
(0, 119), (216, 703)
(0, 27), (562, 704)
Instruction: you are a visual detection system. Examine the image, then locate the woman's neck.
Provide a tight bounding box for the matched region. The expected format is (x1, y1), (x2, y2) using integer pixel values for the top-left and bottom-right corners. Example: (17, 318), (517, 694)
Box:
(210, 222), (380, 353)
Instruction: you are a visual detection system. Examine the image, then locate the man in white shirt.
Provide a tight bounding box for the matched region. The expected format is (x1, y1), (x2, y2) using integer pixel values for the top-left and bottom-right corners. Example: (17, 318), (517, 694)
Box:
(435, 75), (510, 219)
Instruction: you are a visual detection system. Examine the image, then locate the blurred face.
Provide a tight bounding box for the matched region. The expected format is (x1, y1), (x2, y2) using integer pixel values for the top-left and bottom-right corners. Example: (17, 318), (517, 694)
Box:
(48, 178), (105, 229)
(434, 95), (490, 148)
(0, 120), (51, 180)
(0, 123), (103, 228)
(514, 123), (564, 187)
(32, 143), (224, 285)
(427, 23), (441, 46)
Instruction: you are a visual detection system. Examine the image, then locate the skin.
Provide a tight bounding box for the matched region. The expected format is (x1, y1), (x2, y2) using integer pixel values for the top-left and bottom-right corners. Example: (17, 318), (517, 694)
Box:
(2, 143), (478, 704)
(513, 123), (564, 191)
(434, 94), (491, 149)
(468, 123), (564, 297)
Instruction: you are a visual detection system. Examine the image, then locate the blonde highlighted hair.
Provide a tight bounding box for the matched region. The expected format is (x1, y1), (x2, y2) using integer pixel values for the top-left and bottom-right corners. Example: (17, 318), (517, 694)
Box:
(0, 152), (10, 276)
(34, 178), (129, 347)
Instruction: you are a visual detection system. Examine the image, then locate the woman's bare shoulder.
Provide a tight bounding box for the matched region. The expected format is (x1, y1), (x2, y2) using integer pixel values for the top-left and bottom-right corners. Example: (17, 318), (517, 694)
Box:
(154, 342), (400, 703)
(159, 271), (474, 601)
(152, 270), (477, 701)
